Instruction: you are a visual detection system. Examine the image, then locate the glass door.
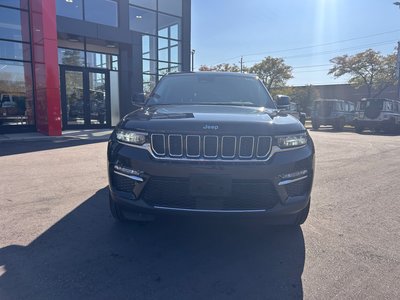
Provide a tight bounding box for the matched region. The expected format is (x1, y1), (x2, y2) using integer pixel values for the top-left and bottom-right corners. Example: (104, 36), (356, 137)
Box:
(60, 66), (111, 129)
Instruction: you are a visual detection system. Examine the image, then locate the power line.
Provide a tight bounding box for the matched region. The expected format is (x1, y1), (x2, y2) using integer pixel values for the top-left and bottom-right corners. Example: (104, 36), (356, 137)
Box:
(211, 29), (400, 65)
(242, 39), (397, 64)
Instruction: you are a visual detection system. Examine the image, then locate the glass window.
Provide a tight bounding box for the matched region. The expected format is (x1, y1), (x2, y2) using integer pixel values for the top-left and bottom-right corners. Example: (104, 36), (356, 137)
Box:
(87, 52), (109, 69)
(158, 38), (168, 49)
(143, 73), (156, 95)
(169, 63), (181, 73)
(58, 48), (85, 66)
(158, 48), (168, 62)
(56, 0), (83, 19)
(158, 13), (181, 40)
(158, 61), (169, 76)
(129, 0), (156, 10)
(170, 45), (180, 63)
(84, 0), (118, 27)
(0, 0), (28, 9)
(158, 0), (182, 16)
(0, 7), (30, 42)
(0, 60), (34, 125)
(86, 51), (118, 70)
(142, 35), (156, 60)
(143, 59), (157, 74)
(129, 6), (156, 34)
(0, 40), (30, 61)
(111, 55), (118, 71)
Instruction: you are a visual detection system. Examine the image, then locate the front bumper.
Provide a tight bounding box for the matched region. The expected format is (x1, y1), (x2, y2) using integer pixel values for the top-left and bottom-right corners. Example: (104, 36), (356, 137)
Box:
(108, 139), (314, 217)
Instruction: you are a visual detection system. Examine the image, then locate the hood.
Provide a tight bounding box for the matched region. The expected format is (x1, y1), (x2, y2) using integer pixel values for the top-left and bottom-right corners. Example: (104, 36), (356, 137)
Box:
(120, 105), (304, 135)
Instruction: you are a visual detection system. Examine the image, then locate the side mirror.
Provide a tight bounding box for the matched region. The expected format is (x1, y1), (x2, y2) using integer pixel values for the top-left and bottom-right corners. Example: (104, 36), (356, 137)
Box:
(132, 92), (146, 106)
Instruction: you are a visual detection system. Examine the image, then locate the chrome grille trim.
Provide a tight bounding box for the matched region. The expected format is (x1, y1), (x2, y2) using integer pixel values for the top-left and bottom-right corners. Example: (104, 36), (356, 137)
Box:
(256, 136), (272, 158)
(168, 134), (183, 157)
(150, 134), (166, 156)
(186, 135), (201, 158)
(239, 136), (254, 158)
(148, 134), (273, 161)
(203, 135), (219, 158)
(221, 136), (236, 159)
(118, 140), (306, 162)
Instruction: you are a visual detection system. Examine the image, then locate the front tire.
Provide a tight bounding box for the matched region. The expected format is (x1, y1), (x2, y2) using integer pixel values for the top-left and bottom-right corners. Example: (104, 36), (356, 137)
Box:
(333, 118), (344, 131)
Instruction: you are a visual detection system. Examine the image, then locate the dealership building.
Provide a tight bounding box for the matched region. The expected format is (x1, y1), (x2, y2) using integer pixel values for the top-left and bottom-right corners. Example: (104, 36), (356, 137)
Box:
(0, 0), (191, 135)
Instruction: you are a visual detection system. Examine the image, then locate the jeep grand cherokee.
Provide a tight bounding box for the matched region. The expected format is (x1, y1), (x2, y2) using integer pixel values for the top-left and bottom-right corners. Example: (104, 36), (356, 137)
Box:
(107, 72), (315, 225)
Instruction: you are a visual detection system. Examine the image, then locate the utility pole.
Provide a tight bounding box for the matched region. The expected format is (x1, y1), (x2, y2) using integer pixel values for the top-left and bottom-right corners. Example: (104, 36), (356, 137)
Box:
(397, 41), (400, 99)
(191, 49), (195, 72)
(240, 56), (243, 73)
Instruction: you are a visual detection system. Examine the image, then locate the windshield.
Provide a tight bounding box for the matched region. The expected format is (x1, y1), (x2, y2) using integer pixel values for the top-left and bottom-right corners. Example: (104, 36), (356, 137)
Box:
(147, 74), (276, 108)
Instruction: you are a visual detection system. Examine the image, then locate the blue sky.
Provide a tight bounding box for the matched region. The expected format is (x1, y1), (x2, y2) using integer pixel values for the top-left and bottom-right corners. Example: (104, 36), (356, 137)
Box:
(191, 0), (400, 86)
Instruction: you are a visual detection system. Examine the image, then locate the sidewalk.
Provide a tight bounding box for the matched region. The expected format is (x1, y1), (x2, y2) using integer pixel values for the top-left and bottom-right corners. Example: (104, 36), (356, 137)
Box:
(0, 129), (113, 142)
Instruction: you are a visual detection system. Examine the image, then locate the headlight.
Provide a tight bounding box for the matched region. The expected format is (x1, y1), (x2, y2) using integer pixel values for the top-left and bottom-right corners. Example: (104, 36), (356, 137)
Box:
(277, 133), (307, 149)
(116, 129), (147, 145)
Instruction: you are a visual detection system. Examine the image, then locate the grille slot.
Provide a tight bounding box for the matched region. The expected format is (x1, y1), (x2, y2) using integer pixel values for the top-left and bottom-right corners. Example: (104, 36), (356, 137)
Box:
(112, 173), (135, 193)
(186, 135), (201, 157)
(204, 135), (218, 158)
(142, 177), (280, 210)
(239, 136), (254, 158)
(285, 177), (312, 197)
(151, 134), (165, 155)
(150, 134), (272, 161)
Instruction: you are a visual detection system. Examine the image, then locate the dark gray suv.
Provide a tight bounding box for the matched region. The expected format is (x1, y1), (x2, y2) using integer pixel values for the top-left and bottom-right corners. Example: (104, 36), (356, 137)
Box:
(108, 72), (315, 225)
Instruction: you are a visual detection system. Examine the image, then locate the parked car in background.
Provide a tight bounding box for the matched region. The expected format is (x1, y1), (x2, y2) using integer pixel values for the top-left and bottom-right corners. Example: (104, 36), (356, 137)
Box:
(275, 95), (306, 125)
(311, 99), (355, 131)
(353, 98), (400, 133)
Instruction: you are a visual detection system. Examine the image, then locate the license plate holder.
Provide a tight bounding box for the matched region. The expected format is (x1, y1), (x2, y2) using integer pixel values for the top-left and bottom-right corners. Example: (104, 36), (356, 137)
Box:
(190, 175), (232, 197)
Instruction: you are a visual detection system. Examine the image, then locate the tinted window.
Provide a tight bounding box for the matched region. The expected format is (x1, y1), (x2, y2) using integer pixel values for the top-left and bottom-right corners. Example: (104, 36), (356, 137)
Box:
(84, 0), (118, 27)
(129, 0), (156, 10)
(0, 7), (29, 42)
(56, 0), (83, 19)
(0, 60), (34, 125)
(158, 13), (181, 40)
(148, 74), (275, 108)
(58, 48), (85, 66)
(158, 0), (182, 16)
(366, 99), (383, 111)
(0, 0), (28, 9)
(129, 6), (156, 34)
(0, 40), (30, 61)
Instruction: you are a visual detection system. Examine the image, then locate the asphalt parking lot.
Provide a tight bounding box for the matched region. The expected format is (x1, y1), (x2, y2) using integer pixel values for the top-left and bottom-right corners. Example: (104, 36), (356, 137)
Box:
(0, 129), (399, 299)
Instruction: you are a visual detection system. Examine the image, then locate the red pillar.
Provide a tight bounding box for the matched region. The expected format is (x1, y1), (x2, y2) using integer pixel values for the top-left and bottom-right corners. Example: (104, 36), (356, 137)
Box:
(30, 0), (62, 136)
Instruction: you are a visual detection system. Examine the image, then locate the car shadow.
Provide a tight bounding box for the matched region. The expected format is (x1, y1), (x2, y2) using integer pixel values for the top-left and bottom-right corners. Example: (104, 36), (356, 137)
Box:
(0, 139), (106, 157)
(0, 188), (305, 299)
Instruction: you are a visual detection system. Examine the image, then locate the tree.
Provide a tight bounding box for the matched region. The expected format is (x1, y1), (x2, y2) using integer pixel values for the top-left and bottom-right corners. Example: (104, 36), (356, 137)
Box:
(328, 49), (397, 98)
(249, 56), (293, 89)
(290, 85), (320, 115)
(198, 63), (245, 72)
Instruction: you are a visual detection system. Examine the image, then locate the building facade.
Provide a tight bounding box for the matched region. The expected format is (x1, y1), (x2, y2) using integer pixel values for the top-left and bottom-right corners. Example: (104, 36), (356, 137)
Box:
(0, 0), (191, 135)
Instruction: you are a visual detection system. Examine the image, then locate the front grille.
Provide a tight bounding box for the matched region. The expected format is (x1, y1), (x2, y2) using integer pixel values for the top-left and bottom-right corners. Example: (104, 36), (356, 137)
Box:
(112, 173), (135, 193)
(151, 134), (272, 160)
(142, 177), (280, 210)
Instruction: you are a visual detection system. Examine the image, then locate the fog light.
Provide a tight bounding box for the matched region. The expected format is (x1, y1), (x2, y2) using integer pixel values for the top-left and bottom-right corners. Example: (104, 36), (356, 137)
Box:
(278, 170), (308, 186)
(114, 165), (144, 182)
